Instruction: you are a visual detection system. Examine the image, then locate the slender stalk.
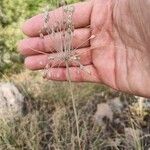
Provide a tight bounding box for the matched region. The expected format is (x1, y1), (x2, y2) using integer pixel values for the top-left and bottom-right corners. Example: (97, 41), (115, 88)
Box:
(65, 61), (81, 149)
(39, 3), (82, 148)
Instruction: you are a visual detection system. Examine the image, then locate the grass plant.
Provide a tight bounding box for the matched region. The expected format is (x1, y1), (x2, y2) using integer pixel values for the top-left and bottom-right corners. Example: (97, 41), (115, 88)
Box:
(28, 1), (96, 149)
(29, 2), (84, 149)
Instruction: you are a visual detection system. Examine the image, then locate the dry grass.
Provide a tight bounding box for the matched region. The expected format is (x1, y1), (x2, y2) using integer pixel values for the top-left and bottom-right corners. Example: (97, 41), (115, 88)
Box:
(28, 3), (95, 149)
(0, 70), (149, 149)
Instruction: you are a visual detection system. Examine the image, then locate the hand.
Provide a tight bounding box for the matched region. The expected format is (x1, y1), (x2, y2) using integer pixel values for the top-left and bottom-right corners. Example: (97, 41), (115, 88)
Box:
(18, 0), (150, 98)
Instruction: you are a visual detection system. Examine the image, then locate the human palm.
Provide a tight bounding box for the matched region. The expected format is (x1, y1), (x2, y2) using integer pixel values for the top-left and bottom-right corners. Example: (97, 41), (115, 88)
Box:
(18, 0), (150, 97)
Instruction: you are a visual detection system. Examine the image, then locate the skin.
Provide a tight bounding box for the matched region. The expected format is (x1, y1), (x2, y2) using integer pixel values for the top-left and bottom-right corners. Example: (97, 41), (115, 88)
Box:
(18, 0), (150, 98)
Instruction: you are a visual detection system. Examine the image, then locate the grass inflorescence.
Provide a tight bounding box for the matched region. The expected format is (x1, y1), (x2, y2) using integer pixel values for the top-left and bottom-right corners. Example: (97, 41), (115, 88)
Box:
(29, 1), (96, 148)
(30, 1), (85, 148)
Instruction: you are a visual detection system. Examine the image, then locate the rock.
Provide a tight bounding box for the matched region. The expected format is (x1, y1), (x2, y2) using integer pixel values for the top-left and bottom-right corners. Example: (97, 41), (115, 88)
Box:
(108, 138), (122, 148)
(108, 97), (123, 114)
(137, 97), (150, 111)
(132, 96), (150, 116)
(124, 128), (142, 149)
(0, 82), (24, 120)
(94, 103), (113, 126)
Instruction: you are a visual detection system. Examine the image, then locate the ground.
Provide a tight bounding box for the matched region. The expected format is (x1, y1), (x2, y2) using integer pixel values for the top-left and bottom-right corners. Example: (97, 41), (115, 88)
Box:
(0, 70), (149, 150)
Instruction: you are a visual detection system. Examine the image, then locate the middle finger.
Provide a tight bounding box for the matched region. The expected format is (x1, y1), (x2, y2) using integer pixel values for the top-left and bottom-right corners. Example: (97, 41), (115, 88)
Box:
(19, 28), (91, 56)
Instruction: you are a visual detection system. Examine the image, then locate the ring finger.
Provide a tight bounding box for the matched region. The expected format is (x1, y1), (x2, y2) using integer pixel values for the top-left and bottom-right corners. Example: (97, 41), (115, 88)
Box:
(24, 47), (92, 70)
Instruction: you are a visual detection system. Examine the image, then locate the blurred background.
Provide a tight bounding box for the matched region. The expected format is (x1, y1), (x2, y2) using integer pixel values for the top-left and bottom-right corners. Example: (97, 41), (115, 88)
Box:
(0, 0), (150, 149)
(0, 0), (80, 76)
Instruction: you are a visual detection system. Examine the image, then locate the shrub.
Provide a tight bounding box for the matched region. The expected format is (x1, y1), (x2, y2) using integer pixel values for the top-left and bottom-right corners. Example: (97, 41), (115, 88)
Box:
(0, 0), (80, 76)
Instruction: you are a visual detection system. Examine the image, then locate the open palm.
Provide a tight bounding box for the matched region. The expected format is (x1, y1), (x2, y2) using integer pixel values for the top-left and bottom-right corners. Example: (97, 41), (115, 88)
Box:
(18, 0), (150, 97)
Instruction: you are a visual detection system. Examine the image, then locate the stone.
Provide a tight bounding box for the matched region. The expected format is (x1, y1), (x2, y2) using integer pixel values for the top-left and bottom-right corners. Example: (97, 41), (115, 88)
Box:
(94, 103), (113, 126)
(124, 127), (142, 149)
(108, 97), (123, 114)
(0, 82), (24, 120)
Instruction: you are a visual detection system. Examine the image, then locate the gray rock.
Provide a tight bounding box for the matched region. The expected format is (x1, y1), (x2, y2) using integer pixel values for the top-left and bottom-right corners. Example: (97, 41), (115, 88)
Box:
(94, 103), (113, 126)
(108, 97), (123, 113)
(0, 82), (24, 120)
(124, 127), (142, 149)
(137, 97), (150, 110)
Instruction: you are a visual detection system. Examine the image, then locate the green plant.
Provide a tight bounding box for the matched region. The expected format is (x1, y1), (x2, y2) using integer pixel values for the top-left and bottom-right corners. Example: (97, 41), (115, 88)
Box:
(0, 0), (80, 76)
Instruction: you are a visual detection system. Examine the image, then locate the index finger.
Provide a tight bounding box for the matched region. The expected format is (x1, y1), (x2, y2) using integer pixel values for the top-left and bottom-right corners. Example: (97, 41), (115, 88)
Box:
(22, 1), (93, 37)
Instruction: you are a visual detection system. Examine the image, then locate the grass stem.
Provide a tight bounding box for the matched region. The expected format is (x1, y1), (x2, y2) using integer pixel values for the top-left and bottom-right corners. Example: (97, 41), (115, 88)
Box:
(65, 61), (81, 149)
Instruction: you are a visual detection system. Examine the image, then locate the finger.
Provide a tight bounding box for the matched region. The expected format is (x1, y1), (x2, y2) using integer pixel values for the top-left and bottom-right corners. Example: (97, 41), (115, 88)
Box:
(90, 0), (113, 48)
(44, 65), (100, 82)
(18, 28), (91, 56)
(25, 48), (92, 70)
(22, 1), (93, 37)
